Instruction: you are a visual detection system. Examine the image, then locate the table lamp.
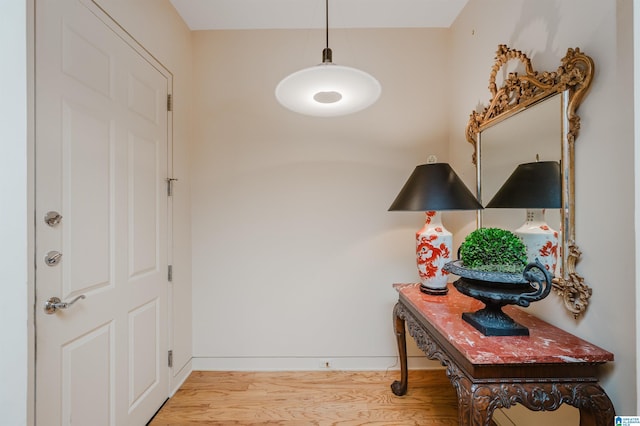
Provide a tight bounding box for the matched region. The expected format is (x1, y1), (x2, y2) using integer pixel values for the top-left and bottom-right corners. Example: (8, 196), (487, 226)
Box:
(389, 162), (483, 295)
(486, 161), (561, 274)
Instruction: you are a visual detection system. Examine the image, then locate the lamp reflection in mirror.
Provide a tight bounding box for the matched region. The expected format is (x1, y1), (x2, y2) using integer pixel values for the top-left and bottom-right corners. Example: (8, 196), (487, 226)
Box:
(486, 161), (561, 274)
(389, 162), (483, 295)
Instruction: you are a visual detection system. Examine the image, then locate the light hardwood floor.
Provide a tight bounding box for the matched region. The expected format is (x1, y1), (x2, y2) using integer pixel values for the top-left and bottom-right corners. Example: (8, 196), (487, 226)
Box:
(148, 370), (459, 425)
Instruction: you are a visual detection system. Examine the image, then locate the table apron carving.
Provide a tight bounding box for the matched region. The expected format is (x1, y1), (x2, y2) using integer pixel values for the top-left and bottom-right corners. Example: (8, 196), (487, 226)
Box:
(392, 300), (615, 426)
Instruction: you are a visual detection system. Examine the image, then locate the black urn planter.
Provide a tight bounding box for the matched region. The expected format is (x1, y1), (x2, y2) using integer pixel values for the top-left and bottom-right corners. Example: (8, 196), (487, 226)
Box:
(443, 259), (553, 336)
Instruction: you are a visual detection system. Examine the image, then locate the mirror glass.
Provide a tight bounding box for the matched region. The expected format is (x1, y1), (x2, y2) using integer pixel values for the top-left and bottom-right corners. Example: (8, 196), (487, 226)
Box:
(479, 94), (563, 274)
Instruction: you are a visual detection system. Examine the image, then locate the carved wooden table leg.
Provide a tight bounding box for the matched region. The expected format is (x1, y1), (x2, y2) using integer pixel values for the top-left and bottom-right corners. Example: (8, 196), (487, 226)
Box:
(574, 383), (616, 426)
(467, 383), (496, 426)
(391, 303), (408, 396)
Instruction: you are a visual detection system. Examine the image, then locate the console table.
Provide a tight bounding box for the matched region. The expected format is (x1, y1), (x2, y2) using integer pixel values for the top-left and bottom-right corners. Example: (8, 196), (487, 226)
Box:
(391, 283), (615, 426)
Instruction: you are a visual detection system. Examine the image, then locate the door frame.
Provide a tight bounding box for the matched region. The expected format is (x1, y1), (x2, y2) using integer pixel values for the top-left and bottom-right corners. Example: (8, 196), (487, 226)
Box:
(0, 0), (37, 425)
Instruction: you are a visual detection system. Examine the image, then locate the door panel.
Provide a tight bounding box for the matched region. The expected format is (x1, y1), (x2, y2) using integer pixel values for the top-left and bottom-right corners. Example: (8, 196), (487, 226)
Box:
(129, 300), (159, 408)
(62, 322), (114, 426)
(63, 101), (112, 295)
(35, 0), (171, 424)
(129, 134), (160, 278)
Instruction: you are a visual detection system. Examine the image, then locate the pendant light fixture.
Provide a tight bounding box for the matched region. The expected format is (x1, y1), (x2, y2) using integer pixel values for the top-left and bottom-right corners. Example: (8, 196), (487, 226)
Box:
(275, 0), (381, 117)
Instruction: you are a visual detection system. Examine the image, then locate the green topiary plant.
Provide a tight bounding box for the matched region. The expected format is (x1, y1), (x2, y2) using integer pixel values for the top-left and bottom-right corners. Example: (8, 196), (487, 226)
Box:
(459, 227), (528, 273)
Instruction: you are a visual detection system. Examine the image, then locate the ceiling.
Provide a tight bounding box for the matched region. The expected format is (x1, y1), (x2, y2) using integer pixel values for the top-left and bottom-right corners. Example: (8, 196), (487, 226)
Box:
(169, 0), (470, 31)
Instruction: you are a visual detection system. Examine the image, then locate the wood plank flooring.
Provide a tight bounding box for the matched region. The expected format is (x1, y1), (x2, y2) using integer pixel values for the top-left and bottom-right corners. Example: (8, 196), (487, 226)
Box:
(148, 370), (459, 425)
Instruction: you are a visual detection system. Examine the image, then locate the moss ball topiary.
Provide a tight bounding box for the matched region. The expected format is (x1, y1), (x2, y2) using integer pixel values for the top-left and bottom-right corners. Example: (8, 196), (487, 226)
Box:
(459, 228), (528, 273)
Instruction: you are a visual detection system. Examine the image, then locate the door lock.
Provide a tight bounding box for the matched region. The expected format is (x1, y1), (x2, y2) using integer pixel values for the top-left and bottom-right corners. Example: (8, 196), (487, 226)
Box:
(44, 251), (62, 266)
(44, 211), (63, 227)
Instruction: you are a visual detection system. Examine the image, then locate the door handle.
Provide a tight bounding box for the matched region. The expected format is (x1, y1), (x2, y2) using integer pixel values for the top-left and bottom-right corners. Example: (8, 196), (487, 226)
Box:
(44, 295), (86, 315)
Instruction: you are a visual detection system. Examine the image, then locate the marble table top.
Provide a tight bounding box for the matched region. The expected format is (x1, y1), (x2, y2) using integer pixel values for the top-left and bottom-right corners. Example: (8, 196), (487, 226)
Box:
(394, 283), (614, 365)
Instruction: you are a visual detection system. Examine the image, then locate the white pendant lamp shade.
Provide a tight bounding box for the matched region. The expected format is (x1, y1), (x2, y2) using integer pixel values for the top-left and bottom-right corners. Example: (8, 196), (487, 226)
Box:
(275, 63), (381, 117)
(275, 0), (381, 117)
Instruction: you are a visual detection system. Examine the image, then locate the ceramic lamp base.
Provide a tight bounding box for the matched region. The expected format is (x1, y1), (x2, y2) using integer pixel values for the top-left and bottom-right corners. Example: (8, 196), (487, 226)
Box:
(515, 209), (559, 274)
(416, 211), (452, 295)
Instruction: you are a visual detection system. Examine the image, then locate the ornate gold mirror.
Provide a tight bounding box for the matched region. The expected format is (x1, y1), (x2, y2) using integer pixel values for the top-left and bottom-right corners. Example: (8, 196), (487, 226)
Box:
(466, 45), (594, 318)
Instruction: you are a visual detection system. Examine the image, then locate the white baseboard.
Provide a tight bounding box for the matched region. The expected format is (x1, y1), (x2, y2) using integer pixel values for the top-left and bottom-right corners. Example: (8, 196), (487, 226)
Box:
(191, 356), (442, 371)
(170, 359), (193, 396)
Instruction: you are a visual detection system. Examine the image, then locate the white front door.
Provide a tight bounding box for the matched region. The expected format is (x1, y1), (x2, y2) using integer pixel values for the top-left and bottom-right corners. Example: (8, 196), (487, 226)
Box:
(35, 0), (171, 424)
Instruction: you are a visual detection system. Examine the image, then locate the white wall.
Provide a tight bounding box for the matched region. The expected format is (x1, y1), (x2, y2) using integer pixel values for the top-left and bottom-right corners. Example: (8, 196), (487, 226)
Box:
(190, 28), (459, 370)
(0, 1), (30, 424)
(449, 0), (636, 416)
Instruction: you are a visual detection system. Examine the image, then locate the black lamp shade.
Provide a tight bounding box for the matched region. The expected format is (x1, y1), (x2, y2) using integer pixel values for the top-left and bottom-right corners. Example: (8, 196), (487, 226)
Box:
(486, 161), (561, 209)
(388, 163), (483, 211)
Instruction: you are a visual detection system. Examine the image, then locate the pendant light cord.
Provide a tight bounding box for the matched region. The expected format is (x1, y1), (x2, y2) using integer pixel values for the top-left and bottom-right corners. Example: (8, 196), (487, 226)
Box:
(325, 0), (329, 50)
(322, 0), (332, 63)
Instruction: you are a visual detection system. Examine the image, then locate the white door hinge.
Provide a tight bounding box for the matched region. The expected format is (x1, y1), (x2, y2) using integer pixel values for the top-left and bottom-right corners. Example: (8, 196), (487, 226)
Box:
(168, 265), (173, 282)
(167, 94), (173, 112)
(168, 350), (173, 368)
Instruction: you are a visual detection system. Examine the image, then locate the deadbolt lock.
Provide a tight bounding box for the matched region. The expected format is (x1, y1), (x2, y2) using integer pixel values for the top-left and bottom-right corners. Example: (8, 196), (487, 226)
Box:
(45, 251), (62, 266)
(44, 211), (63, 227)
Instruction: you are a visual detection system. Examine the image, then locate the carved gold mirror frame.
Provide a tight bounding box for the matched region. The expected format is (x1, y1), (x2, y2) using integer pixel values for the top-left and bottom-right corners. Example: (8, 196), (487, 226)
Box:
(466, 45), (594, 318)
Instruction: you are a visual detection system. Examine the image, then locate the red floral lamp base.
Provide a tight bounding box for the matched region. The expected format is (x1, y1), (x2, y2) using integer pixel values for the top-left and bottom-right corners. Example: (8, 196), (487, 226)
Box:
(515, 209), (559, 275)
(416, 211), (452, 295)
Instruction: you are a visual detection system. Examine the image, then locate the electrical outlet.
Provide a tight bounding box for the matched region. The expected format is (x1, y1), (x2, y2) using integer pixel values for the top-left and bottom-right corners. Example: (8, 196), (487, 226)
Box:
(320, 359), (333, 369)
